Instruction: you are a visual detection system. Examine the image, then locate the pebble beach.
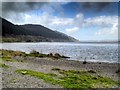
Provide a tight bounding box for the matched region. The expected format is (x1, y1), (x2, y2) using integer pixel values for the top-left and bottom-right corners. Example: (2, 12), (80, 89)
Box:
(2, 56), (120, 88)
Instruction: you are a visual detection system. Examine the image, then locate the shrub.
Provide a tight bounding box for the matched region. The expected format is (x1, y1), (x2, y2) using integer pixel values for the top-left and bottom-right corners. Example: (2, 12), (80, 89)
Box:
(30, 50), (39, 54)
(116, 69), (120, 73)
(88, 70), (96, 73)
(52, 68), (61, 71)
(83, 60), (87, 64)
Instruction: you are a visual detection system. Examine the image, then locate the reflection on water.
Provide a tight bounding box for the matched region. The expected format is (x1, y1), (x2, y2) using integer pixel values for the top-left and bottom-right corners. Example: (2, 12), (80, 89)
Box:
(1, 42), (118, 63)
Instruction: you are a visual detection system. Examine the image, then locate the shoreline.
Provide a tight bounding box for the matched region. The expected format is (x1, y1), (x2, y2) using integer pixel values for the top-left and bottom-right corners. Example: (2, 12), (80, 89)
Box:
(1, 49), (120, 88)
(0, 48), (119, 64)
(67, 58), (119, 64)
(25, 56), (120, 64)
(21, 56), (119, 80)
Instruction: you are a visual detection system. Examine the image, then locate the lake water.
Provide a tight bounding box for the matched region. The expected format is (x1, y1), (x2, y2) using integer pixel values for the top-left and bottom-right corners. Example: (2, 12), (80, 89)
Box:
(0, 42), (119, 63)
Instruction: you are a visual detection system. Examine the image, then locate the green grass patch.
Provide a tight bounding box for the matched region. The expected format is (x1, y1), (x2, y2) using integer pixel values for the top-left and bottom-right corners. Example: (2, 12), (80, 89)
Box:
(1, 57), (14, 62)
(0, 49), (26, 57)
(16, 69), (57, 85)
(15, 68), (119, 88)
(0, 57), (24, 63)
(52, 69), (96, 75)
(0, 49), (69, 60)
(0, 63), (9, 68)
(0, 57), (24, 62)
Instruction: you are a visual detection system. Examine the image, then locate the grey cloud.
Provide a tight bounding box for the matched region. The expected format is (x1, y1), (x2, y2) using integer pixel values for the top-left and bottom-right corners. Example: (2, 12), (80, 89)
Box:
(2, 0), (49, 2)
(2, 2), (48, 22)
(2, 0), (119, 2)
(1, 2), (66, 22)
(81, 2), (111, 11)
(2, 2), (47, 13)
(1, 2), (66, 24)
(79, 2), (117, 13)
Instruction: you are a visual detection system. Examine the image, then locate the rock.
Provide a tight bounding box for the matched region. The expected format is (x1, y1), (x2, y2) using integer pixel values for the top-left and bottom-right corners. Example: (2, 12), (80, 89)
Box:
(48, 53), (53, 57)
(54, 53), (61, 57)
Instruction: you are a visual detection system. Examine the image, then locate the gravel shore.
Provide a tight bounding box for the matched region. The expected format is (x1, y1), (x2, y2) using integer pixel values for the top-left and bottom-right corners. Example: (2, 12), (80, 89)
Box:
(2, 56), (120, 88)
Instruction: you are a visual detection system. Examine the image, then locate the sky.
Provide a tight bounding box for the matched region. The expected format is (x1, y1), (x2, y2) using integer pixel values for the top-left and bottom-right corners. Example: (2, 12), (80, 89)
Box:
(1, 1), (119, 41)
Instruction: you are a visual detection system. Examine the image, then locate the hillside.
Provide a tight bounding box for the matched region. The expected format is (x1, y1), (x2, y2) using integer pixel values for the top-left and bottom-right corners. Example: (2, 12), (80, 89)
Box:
(1, 17), (78, 42)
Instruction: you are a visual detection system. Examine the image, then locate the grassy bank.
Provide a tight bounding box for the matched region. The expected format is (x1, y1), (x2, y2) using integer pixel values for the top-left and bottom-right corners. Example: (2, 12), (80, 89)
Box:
(0, 49), (70, 59)
(16, 68), (120, 88)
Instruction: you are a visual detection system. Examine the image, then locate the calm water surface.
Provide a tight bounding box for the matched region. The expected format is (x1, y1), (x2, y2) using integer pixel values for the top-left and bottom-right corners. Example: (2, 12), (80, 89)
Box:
(1, 42), (119, 63)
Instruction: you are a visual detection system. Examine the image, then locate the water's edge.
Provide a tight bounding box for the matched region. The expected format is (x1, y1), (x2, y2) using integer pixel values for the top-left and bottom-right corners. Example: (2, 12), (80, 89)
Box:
(1, 42), (119, 63)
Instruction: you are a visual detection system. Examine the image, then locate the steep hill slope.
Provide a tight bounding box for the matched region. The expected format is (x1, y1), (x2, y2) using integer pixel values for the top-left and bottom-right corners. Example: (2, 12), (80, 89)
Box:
(1, 17), (78, 42)
(21, 24), (78, 42)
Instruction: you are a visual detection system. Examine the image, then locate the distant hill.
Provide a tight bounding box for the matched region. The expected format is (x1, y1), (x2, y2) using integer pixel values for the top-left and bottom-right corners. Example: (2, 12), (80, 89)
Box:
(1, 17), (79, 42)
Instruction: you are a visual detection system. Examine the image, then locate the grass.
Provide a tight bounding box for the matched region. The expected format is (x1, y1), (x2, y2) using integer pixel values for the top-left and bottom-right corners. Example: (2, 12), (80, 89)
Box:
(52, 68), (96, 74)
(15, 68), (120, 88)
(16, 69), (57, 85)
(0, 49), (26, 57)
(0, 57), (24, 62)
(0, 63), (9, 68)
(1, 57), (14, 62)
(0, 49), (69, 59)
(0, 49), (26, 62)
